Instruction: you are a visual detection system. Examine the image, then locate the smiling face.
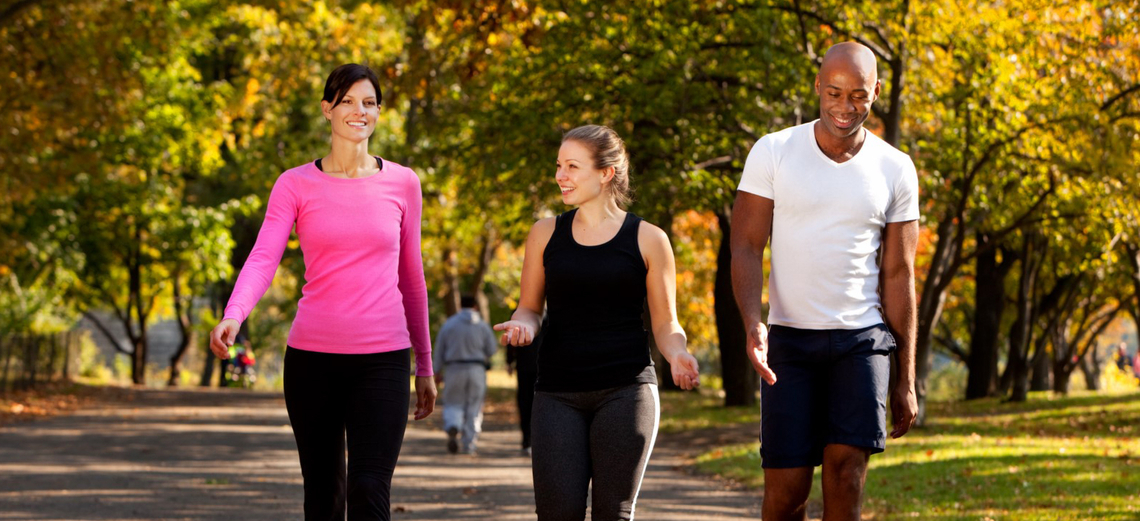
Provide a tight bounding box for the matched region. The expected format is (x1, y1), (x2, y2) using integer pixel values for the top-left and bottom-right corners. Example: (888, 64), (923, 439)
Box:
(814, 44), (880, 140)
(321, 79), (379, 143)
(555, 139), (612, 206)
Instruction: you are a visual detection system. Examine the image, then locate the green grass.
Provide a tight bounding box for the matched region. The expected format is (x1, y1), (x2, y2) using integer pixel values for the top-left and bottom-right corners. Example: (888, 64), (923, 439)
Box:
(659, 389), (760, 432)
(686, 389), (1140, 520)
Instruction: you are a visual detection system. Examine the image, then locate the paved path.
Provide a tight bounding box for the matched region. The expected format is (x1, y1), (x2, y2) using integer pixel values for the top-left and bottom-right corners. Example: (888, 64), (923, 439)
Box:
(0, 387), (761, 520)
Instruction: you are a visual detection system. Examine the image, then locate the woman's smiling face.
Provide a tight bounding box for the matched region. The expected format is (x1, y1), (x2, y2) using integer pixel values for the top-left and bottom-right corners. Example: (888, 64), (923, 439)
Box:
(555, 139), (610, 206)
(322, 79), (379, 143)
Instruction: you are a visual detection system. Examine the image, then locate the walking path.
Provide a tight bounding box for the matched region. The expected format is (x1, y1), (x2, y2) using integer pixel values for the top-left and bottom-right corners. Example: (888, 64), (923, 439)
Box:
(0, 387), (761, 520)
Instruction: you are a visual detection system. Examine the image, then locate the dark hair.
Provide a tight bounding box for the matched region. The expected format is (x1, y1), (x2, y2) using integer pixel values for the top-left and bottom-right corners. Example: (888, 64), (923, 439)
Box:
(322, 64), (382, 108)
(562, 125), (633, 208)
(460, 295), (478, 309)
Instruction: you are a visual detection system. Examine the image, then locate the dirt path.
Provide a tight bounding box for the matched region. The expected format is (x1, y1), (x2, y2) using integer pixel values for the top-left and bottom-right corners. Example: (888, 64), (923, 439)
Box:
(0, 386), (760, 520)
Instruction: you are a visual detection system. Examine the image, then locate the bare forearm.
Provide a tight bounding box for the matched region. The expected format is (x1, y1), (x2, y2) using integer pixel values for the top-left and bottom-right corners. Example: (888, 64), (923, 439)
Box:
(731, 251), (766, 326)
(883, 272), (917, 384)
(653, 322), (689, 364)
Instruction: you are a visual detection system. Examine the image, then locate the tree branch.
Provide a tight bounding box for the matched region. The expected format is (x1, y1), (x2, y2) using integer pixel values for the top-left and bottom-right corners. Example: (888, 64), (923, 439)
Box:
(790, 0), (819, 64)
(0, 0), (42, 27)
(691, 155), (734, 171)
(1101, 83), (1140, 112)
(82, 311), (134, 355)
(935, 334), (969, 363)
(768, 2), (894, 62)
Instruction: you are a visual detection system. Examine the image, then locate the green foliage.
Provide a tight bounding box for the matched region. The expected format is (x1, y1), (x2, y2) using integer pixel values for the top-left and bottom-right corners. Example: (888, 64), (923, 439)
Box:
(1, 0), (1137, 393)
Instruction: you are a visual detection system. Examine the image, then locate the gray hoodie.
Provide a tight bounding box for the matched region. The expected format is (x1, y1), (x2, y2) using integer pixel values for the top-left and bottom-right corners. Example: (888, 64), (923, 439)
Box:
(432, 309), (498, 371)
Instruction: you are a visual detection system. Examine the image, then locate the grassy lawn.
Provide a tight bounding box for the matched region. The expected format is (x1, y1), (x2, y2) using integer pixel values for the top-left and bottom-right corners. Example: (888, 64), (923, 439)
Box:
(659, 388), (761, 432)
(675, 389), (1140, 520)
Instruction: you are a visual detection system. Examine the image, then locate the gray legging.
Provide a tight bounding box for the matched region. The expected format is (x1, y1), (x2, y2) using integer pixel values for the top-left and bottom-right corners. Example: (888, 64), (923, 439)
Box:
(531, 383), (660, 521)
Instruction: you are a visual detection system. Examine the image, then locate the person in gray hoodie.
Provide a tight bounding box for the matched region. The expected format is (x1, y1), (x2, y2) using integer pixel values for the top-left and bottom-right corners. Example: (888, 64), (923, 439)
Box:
(433, 295), (499, 454)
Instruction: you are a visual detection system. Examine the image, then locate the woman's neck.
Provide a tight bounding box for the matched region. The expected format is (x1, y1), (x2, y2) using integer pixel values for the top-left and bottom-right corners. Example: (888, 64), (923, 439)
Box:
(575, 196), (624, 227)
(323, 138), (374, 178)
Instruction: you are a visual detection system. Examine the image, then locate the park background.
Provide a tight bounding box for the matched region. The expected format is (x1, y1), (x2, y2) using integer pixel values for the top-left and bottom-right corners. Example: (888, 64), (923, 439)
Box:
(1, 0), (1139, 519)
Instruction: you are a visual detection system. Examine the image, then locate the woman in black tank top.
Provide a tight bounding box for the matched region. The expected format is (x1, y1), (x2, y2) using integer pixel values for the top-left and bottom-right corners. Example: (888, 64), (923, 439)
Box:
(493, 125), (700, 520)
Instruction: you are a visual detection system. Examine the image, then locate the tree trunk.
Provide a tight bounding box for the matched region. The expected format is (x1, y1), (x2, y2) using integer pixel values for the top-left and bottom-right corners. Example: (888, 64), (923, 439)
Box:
(965, 236), (1006, 399)
(128, 227), (147, 385)
(715, 211), (757, 406)
(915, 219), (960, 425)
(1079, 347), (1103, 391)
(1123, 243), (1140, 335)
(1052, 360), (1073, 394)
(467, 227), (499, 321)
(441, 247), (460, 317)
(1007, 232), (1043, 402)
(199, 282), (227, 387)
(1074, 306), (1121, 392)
(881, 49), (906, 147)
(1029, 334), (1052, 391)
(199, 349), (216, 387)
(168, 269), (193, 386)
(1051, 326), (1074, 394)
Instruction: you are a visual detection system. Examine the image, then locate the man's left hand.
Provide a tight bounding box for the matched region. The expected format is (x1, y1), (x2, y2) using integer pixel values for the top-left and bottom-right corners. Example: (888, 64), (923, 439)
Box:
(890, 382), (918, 438)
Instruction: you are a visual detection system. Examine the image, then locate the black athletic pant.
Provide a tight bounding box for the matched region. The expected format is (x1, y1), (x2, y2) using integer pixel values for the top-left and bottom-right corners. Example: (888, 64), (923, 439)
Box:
(283, 347), (410, 521)
(531, 383), (660, 520)
(517, 368), (537, 448)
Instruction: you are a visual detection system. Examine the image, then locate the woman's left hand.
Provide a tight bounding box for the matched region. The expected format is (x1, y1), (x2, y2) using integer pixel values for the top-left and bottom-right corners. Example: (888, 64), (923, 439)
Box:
(669, 352), (701, 391)
(413, 376), (437, 420)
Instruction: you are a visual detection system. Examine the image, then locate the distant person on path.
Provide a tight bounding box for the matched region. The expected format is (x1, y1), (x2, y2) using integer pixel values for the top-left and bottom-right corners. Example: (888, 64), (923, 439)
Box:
(506, 312), (544, 456)
(1115, 342), (1133, 373)
(493, 124), (701, 520)
(730, 42), (920, 521)
(208, 63), (436, 521)
(227, 337), (257, 388)
(433, 295), (498, 455)
(218, 331), (248, 386)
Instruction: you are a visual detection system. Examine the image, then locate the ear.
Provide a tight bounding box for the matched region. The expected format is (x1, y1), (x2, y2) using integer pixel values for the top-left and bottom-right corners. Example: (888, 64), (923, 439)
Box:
(872, 79), (882, 102)
(320, 100), (333, 122)
(600, 166), (616, 185)
(814, 74), (821, 95)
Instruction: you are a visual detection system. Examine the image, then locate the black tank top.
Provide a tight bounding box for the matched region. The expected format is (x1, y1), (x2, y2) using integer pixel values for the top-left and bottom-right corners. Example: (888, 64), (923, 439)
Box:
(536, 209), (657, 392)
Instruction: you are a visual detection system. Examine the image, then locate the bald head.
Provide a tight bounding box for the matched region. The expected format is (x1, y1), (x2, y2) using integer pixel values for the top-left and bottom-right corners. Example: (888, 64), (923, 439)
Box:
(819, 42), (878, 83)
(814, 42), (881, 141)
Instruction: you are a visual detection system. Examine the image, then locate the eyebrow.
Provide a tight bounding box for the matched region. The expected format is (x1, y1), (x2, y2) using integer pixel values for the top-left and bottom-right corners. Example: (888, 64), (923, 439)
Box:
(825, 84), (870, 93)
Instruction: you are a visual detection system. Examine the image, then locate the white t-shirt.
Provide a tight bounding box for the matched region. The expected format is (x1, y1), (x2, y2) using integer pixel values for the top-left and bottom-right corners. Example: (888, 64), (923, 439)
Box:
(737, 121), (919, 330)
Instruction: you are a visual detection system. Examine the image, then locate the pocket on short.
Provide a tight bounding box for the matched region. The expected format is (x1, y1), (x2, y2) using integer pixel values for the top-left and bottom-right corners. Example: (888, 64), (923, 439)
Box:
(872, 324), (898, 354)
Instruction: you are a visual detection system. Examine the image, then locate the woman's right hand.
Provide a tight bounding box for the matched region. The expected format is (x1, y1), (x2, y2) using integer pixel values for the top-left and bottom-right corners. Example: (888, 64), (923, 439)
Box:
(492, 320), (535, 347)
(209, 319), (240, 359)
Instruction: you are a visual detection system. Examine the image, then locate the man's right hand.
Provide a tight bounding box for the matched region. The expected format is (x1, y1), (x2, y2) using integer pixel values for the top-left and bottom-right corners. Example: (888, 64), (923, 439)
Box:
(746, 322), (777, 385)
(209, 319), (240, 359)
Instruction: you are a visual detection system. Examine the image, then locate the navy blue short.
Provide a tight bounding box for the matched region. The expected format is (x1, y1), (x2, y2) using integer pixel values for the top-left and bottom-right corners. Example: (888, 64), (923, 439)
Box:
(759, 323), (896, 469)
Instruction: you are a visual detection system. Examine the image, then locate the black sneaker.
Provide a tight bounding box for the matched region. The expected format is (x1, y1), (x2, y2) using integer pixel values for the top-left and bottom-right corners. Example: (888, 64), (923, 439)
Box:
(446, 427), (459, 454)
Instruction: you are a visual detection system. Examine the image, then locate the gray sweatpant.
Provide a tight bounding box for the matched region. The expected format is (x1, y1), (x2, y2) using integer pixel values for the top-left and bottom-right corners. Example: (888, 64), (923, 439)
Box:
(441, 363), (487, 452)
(531, 383), (660, 521)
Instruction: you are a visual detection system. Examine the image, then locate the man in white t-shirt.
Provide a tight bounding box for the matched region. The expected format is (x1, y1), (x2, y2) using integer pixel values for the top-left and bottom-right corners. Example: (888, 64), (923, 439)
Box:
(730, 42), (919, 521)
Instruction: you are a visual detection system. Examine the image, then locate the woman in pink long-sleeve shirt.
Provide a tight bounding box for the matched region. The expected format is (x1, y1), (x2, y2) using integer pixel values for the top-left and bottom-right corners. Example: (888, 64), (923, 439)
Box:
(209, 64), (437, 521)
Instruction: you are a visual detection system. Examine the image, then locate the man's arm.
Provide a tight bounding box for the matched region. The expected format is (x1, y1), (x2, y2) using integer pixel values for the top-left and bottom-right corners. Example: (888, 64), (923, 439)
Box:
(483, 323), (499, 362)
(432, 324), (449, 385)
(730, 191), (777, 384)
(880, 219), (919, 437)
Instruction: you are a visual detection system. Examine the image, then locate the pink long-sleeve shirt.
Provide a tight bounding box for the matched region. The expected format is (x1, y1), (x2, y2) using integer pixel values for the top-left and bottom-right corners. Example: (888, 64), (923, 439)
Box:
(222, 159), (434, 376)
